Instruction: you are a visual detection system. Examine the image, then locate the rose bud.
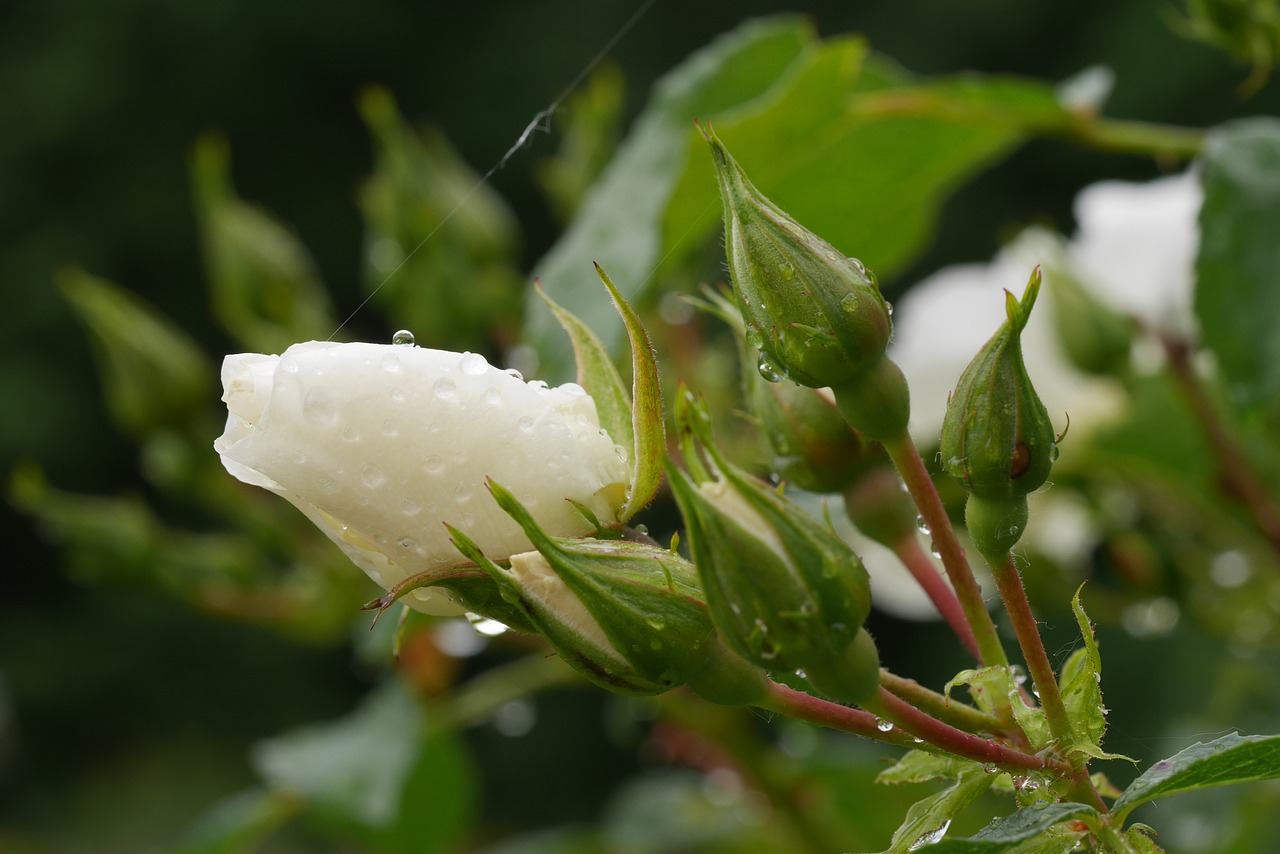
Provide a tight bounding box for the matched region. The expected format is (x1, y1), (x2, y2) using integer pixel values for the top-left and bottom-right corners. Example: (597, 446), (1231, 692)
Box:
(940, 268), (1058, 556)
(667, 387), (879, 704)
(448, 480), (766, 702)
(703, 125), (892, 391)
(1043, 261), (1134, 377)
(214, 339), (629, 614)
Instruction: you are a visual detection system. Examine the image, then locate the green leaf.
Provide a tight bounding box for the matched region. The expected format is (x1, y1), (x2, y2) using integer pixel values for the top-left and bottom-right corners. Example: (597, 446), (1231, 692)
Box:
(174, 788), (299, 854)
(595, 263), (664, 521)
(920, 802), (1095, 853)
(1112, 732), (1280, 822)
(58, 267), (212, 436)
(877, 750), (975, 785)
(1058, 586), (1129, 761)
(876, 766), (996, 853)
(251, 679), (477, 851)
(945, 666), (1014, 716)
(536, 282), (634, 458)
(526, 16), (813, 380)
(1195, 118), (1280, 417)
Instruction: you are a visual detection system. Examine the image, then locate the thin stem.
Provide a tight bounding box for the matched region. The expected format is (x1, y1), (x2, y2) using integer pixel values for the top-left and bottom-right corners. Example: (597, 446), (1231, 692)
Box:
(986, 550), (1073, 750)
(891, 534), (982, 662)
(758, 681), (1068, 775)
(879, 670), (1010, 738)
(883, 433), (1008, 668)
(1064, 116), (1205, 160)
(1162, 334), (1280, 557)
(868, 688), (1070, 775)
(427, 653), (581, 731)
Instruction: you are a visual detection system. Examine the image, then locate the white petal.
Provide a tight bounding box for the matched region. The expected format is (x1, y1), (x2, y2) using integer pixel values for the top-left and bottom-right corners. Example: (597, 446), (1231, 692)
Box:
(215, 341), (630, 614)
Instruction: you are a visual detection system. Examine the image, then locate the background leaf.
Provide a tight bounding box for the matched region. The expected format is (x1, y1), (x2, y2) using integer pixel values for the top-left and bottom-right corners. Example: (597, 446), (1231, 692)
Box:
(1195, 117), (1280, 419)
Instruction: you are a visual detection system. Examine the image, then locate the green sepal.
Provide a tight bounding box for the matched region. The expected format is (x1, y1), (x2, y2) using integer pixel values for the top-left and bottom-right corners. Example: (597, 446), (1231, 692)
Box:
(536, 281), (634, 469)
(595, 263), (665, 521)
(668, 389), (871, 675)
(359, 564), (538, 636)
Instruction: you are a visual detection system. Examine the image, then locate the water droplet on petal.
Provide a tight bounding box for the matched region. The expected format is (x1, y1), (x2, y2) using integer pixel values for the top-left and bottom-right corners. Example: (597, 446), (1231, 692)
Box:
(424, 455), (445, 475)
(381, 419), (398, 436)
(454, 483), (473, 503)
(303, 387), (336, 425)
(483, 387), (501, 405)
(381, 352), (401, 372)
(517, 416), (535, 432)
(459, 352), (488, 375)
(360, 463), (386, 488)
(280, 356), (299, 373)
(397, 536), (417, 550)
(343, 424), (360, 441)
(392, 329), (415, 346)
(400, 498), (421, 516)
(434, 378), (456, 400)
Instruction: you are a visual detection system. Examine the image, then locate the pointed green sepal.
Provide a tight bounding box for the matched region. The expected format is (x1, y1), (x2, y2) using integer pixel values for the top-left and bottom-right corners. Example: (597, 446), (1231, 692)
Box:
(594, 263), (665, 521)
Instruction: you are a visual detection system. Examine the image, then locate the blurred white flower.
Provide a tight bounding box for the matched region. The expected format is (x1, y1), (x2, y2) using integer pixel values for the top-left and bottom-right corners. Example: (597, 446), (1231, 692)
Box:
(215, 340), (630, 614)
(891, 170), (1201, 446)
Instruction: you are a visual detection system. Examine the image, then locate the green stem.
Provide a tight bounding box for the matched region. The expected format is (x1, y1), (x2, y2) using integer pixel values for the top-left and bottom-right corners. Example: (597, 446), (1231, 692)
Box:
(891, 533), (982, 662)
(879, 670), (1011, 739)
(985, 550), (1074, 750)
(882, 432), (1008, 669)
(1064, 116), (1205, 160)
(867, 687), (1070, 774)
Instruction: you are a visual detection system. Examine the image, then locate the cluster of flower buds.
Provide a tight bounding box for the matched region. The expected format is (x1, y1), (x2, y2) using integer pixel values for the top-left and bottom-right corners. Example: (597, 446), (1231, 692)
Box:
(667, 388), (880, 705)
(940, 269), (1058, 557)
(703, 125), (909, 443)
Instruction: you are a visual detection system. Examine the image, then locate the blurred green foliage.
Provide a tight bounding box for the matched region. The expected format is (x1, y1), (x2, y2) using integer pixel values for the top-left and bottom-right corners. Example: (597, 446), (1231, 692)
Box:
(5, 2), (1280, 852)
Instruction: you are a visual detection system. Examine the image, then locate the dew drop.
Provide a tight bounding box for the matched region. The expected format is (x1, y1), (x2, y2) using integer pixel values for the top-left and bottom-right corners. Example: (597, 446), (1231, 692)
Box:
(983, 764), (998, 774)
(434, 378), (457, 400)
(840, 293), (860, 314)
(303, 387), (336, 425)
(517, 415), (535, 432)
(757, 352), (783, 383)
(392, 329), (415, 346)
(908, 819), (950, 851)
(875, 718), (894, 733)
(459, 351), (488, 375)
(466, 613), (510, 637)
(424, 455), (445, 475)
(929, 540), (942, 559)
(390, 388), (405, 402)
(342, 424), (360, 441)
(915, 514), (931, 536)
(400, 498), (421, 516)
(504, 368), (524, 381)
(397, 536), (417, 550)
(848, 257), (866, 276)
(454, 483), (474, 503)
(483, 387), (501, 405)
(380, 352), (401, 372)
(1049, 444), (1061, 462)
(381, 419), (398, 436)
(280, 356), (299, 373)
(360, 463), (386, 488)
(885, 300), (894, 317)
(1010, 664), (1028, 686)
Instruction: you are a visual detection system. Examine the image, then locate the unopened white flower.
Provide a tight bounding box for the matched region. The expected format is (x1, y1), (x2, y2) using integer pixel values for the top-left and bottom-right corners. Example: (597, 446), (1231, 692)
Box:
(215, 340), (630, 614)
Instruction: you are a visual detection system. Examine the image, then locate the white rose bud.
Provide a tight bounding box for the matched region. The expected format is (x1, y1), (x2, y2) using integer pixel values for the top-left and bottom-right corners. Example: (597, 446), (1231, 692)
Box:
(214, 339), (630, 614)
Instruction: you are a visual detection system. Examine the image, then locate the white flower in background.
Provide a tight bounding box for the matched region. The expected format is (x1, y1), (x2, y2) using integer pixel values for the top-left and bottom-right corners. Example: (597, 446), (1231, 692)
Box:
(1068, 170), (1201, 337)
(891, 170), (1201, 445)
(215, 340), (630, 614)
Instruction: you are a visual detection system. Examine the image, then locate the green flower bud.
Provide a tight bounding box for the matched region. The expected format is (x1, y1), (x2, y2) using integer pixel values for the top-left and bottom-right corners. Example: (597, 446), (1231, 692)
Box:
(1043, 264), (1133, 376)
(842, 466), (918, 549)
(940, 268), (1057, 502)
(668, 389), (876, 702)
(752, 380), (877, 494)
(449, 480), (763, 700)
(704, 126), (892, 390)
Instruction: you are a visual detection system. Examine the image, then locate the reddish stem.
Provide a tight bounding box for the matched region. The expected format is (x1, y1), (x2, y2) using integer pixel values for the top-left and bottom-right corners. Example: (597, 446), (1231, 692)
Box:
(891, 534), (982, 662)
(883, 433), (1008, 668)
